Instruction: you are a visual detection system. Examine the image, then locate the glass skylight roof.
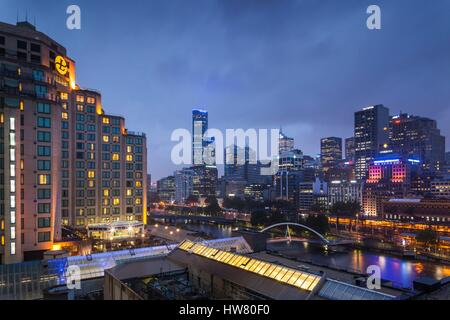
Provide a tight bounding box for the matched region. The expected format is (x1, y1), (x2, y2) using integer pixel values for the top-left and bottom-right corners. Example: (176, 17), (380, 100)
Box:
(178, 239), (321, 292)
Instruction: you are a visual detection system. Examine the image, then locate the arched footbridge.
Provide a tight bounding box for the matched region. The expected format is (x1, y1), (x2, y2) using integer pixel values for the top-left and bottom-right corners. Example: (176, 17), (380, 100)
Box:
(259, 222), (355, 246)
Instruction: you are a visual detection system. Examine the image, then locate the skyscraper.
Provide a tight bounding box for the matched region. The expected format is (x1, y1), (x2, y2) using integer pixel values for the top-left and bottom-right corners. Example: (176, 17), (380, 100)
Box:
(174, 168), (193, 204)
(157, 176), (176, 203)
(320, 137), (342, 170)
(279, 130), (294, 154)
(0, 21), (147, 264)
(389, 113), (445, 172)
(192, 109), (208, 165)
(345, 137), (355, 162)
(354, 105), (390, 180)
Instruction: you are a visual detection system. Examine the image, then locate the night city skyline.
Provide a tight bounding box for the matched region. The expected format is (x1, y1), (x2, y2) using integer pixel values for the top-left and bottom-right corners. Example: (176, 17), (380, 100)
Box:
(2, 0), (450, 306)
(2, 0), (450, 180)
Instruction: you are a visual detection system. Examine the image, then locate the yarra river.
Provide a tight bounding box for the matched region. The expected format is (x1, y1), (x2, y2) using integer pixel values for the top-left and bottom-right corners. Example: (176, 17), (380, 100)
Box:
(171, 221), (450, 289)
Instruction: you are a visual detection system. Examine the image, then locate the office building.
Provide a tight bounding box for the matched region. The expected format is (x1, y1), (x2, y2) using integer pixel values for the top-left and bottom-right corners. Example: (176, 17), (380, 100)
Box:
(156, 176), (175, 203)
(191, 165), (218, 198)
(320, 137), (342, 170)
(298, 178), (328, 211)
(328, 179), (363, 207)
(174, 168), (194, 203)
(389, 113), (445, 172)
(192, 109), (209, 165)
(0, 21), (147, 264)
(279, 129), (294, 154)
(354, 105), (389, 180)
(345, 137), (355, 162)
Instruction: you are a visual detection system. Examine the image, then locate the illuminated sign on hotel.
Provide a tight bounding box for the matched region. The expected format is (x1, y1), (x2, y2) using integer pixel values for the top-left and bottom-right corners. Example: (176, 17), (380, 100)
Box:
(55, 55), (69, 75)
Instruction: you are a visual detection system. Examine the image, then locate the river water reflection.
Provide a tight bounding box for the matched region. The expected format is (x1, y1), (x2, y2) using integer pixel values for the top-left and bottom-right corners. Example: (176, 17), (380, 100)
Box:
(177, 221), (450, 288)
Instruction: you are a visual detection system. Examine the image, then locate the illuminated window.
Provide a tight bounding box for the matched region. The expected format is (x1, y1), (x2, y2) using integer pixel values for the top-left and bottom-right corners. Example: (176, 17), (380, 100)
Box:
(38, 174), (50, 185)
(20, 159), (24, 170)
(135, 198), (141, 205)
(102, 117), (110, 124)
(61, 112), (68, 119)
(126, 155), (133, 162)
(103, 135), (109, 142)
(88, 171), (95, 178)
(113, 198), (120, 205)
(77, 104), (84, 112)
(60, 92), (68, 100)
(112, 153), (119, 161)
(135, 181), (142, 188)
(1, 235), (4, 246)
(88, 180), (95, 187)
(20, 101), (24, 111)
(86, 97), (95, 104)
(126, 189), (132, 196)
(76, 95), (85, 103)
(127, 146), (132, 153)
(112, 136), (119, 143)
(103, 189), (109, 197)
(0, 113), (3, 123)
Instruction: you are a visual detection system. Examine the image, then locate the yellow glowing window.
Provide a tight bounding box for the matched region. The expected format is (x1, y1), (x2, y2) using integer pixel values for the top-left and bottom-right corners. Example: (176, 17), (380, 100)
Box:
(87, 97), (95, 104)
(1, 235), (4, 246)
(18, 68), (21, 75)
(77, 105), (84, 112)
(102, 117), (110, 124)
(126, 155), (133, 162)
(112, 153), (119, 161)
(103, 189), (109, 196)
(103, 135), (109, 142)
(1, 220), (4, 230)
(0, 113), (3, 123)
(113, 198), (120, 205)
(19, 83), (22, 92)
(88, 180), (95, 187)
(112, 136), (119, 143)
(127, 146), (132, 153)
(20, 101), (24, 111)
(135, 198), (141, 205)
(38, 174), (49, 185)
(60, 92), (68, 100)
(102, 199), (109, 206)
(88, 171), (95, 178)
(62, 112), (68, 119)
(126, 189), (132, 196)
(135, 181), (142, 187)
(76, 95), (85, 103)
(20, 159), (24, 170)
(102, 208), (108, 214)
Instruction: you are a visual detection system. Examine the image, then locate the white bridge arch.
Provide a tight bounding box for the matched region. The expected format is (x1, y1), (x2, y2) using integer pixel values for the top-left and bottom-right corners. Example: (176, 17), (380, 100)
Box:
(259, 222), (329, 245)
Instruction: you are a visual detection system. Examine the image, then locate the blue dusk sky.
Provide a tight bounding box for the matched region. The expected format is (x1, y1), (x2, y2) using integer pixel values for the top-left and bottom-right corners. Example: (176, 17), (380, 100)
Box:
(1, 0), (450, 180)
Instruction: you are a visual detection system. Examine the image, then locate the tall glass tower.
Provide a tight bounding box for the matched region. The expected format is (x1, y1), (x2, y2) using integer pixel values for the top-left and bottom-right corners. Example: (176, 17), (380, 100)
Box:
(192, 109), (208, 165)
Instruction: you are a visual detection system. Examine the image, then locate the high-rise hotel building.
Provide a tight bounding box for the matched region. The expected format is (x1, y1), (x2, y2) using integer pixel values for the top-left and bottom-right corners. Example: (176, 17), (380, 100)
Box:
(0, 21), (147, 264)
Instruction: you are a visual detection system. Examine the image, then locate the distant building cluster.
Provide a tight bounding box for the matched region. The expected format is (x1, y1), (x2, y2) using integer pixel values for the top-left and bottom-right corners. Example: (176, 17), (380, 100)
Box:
(157, 103), (449, 226)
